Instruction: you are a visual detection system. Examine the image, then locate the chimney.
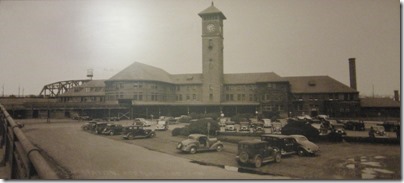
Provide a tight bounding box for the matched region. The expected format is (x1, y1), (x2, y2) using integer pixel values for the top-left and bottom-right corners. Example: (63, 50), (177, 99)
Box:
(394, 90), (400, 102)
(348, 58), (357, 90)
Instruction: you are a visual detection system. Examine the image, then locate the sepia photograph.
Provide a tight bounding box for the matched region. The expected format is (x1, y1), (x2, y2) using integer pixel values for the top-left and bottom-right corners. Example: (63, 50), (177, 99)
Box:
(0, 0), (400, 180)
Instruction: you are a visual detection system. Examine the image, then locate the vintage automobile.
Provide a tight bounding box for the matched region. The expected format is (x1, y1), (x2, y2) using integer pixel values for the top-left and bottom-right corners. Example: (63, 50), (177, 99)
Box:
(260, 134), (298, 156)
(177, 134), (224, 154)
(251, 121), (265, 133)
(225, 121), (236, 131)
(262, 118), (272, 128)
(133, 118), (152, 127)
(343, 120), (365, 131)
(73, 115), (92, 121)
(155, 120), (169, 131)
(289, 135), (320, 156)
(94, 122), (109, 134)
(370, 125), (386, 136)
(81, 121), (97, 131)
(101, 124), (124, 135)
(122, 125), (156, 139)
(236, 139), (281, 168)
(239, 122), (250, 131)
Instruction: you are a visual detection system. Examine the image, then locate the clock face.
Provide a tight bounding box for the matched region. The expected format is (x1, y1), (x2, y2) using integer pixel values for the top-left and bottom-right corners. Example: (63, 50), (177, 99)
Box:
(207, 24), (216, 32)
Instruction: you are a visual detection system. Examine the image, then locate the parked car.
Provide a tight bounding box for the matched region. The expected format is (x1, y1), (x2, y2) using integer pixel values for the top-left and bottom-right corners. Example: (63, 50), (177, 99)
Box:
(94, 122), (108, 134)
(156, 120), (169, 131)
(251, 122), (265, 133)
(343, 120), (365, 131)
(260, 134), (298, 156)
(122, 125), (156, 139)
(289, 135), (320, 156)
(134, 118), (152, 127)
(81, 121), (97, 131)
(236, 139), (281, 168)
(334, 128), (347, 136)
(262, 119), (272, 128)
(370, 125), (386, 136)
(73, 115), (92, 121)
(177, 134), (224, 154)
(106, 117), (120, 121)
(101, 124), (124, 135)
(239, 122), (250, 131)
(225, 121), (236, 131)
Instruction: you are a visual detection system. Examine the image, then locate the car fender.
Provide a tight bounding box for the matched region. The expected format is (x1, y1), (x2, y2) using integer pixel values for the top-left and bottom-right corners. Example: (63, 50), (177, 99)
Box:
(209, 141), (223, 150)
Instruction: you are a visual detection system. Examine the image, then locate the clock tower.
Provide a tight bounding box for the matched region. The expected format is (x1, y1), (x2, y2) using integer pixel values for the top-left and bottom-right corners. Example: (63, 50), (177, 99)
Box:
(198, 3), (226, 103)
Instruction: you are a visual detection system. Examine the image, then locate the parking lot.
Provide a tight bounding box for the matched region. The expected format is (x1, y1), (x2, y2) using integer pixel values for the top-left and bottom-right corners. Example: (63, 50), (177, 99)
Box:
(88, 119), (401, 179)
(21, 119), (401, 179)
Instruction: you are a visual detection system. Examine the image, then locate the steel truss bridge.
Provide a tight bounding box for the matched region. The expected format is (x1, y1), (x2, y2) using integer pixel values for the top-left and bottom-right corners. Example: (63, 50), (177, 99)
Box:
(39, 80), (90, 97)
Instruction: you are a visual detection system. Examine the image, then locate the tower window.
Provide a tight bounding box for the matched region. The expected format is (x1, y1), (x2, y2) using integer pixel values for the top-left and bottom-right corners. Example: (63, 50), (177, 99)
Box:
(208, 39), (213, 49)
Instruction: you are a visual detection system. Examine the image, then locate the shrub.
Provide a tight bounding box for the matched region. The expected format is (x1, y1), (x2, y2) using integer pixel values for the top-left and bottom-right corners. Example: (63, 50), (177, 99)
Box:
(172, 128), (182, 136)
(188, 118), (219, 136)
(281, 118), (319, 141)
(231, 113), (253, 123)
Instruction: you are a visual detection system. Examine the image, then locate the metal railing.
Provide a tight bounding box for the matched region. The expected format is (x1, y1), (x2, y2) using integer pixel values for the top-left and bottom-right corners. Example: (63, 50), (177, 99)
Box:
(0, 103), (59, 179)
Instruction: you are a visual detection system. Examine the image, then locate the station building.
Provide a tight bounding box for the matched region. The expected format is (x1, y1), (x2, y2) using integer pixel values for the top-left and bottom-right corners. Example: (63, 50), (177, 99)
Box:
(57, 4), (360, 119)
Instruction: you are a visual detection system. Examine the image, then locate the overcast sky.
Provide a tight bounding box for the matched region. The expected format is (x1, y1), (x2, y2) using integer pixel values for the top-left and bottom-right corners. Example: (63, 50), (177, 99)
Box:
(0, 0), (400, 97)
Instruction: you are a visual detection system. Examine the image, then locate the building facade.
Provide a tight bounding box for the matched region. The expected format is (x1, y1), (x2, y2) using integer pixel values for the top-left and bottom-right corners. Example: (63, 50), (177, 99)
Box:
(58, 4), (360, 119)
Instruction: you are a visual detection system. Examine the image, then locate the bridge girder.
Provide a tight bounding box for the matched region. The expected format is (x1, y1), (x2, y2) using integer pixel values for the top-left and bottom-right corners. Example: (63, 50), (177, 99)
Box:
(39, 80), (90, 97)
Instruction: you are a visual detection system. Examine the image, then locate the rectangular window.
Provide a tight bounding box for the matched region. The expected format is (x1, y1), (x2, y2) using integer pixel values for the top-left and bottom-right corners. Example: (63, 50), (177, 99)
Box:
(241, 94), (245, 101)
(209, 94), (213, 101)
(186, 95), (190, 100)
(249, 94), (253, 101)
(139, 93), (143, 101)
(193, 94), (196, 100)
(230, 94), (234, 101)
(237, 94), (241, 101)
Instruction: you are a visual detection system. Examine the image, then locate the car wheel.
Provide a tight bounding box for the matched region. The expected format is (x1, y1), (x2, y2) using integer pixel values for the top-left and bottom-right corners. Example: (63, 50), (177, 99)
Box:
(275, 152), (281, 163)
(95, 130), (99, 134)
(150, 132), (156, 138)
(189, 147), (197, 154)
(109, 131), (114, 136)
(128, 134), (134, 140)
(239, 151), (249, 164)
(216, 145), (223, 152)
(254, 155), (263, 168)
(298, 149), (305, 156)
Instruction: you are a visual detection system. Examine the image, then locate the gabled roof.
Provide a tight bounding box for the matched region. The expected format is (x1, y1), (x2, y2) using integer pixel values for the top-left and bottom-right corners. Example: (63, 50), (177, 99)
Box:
(198, 3), (226, 19)
(360, 97), (400, 108)
(61, 80), (105, 97)
(224, 72), (286, 84)
(108, 62), (172, 83)
(284, 76), (357, 93)
(171, 74), (203, 84)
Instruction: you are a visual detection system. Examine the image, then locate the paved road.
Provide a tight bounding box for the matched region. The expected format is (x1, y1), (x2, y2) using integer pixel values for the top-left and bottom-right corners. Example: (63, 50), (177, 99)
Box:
(20, 120), (288, 179)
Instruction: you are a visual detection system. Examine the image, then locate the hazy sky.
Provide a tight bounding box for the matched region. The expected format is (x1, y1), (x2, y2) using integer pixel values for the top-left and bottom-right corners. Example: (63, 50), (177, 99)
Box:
(0, 0), (400, 97)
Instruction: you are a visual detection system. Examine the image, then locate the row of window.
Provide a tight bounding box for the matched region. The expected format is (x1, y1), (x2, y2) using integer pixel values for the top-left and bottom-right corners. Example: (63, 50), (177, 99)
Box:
(295, 93), (357, 101)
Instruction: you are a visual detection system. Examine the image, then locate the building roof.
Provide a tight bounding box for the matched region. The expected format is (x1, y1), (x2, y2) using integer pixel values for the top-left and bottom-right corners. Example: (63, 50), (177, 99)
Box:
(108, 62), (173, 83)
(171, 74), (203, 84)
(284, 76), (357, 94)
(224, 72), (286, 84)
(360, 97), (400, 108)
(61, 80), (105, 97)
(198, 3), (226, 19)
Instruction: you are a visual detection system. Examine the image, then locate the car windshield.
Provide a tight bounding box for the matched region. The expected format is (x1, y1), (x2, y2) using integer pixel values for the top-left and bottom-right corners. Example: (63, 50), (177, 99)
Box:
(295, 136), (308, 142)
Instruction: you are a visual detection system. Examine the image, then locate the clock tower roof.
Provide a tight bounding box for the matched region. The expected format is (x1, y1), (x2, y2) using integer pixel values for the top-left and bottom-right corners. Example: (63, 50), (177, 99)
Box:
(198, 3), (226, 19)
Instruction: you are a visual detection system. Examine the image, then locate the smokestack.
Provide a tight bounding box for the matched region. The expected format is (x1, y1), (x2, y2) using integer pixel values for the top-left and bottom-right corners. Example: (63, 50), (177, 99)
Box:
(394, 90), (399, 102)
(348, 58), (357, 90)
